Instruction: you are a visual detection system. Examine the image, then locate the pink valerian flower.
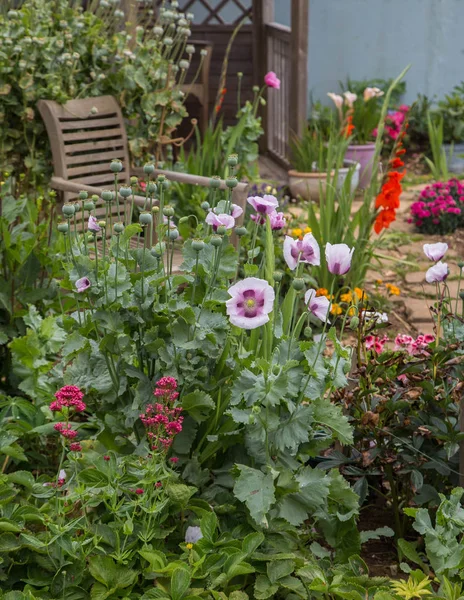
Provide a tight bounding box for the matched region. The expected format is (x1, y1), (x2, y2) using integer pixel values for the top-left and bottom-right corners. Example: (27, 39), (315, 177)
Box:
(325, 243), (354, 275)
(264, 71), (280, 89)
(135, 488), (144, 495)
(51, 385), (86, 413)
(423, 242), (448, 261)
(170, 457), (179, 464)
(304, 289), (331, 323)
(76, 277), (91, 293)
(425, 261), (448, 283)
(226, 277), (275, 330)
(283, 233), (321, 270)
(395, 333), (435, 355)
(88, 215), (101, 232)
(205, 212), (235, 231)
(103, 455), (110, 461)
(155, 481), (162, 488)
(69, 442), (82, 452)
(247, 194), (279, 215)
(365, 335), (389, 354)
(54, 422), (78, 439)
(141, 377), (183, 453)
(269, 210), (286, 230)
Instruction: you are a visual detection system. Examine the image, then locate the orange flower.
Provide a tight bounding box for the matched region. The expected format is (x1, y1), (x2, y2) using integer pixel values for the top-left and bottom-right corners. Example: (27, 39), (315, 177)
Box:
(390, 157), (404, 168)
(330, 303), (343, 315)
(316, 287), (329, 297)
(374, 208), (396, 234)
(354, 287), (367, 300)
(343, 115), (355, 138)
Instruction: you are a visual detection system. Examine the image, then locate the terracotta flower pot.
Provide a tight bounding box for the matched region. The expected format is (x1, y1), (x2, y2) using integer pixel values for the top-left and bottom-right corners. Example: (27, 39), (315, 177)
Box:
(344, 142), (376, 189)
(288, 160), (360, 202)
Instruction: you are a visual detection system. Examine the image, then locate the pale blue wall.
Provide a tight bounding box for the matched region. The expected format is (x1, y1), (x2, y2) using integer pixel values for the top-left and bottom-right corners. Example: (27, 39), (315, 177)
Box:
(274, 0), (464, 107)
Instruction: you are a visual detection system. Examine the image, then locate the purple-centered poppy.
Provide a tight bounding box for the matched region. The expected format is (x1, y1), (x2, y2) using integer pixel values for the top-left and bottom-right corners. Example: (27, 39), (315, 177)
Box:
(75, 277), (91, 293)
(264, 71), (280, 89)
(425, 261), (448, 283)
(247, 194), (279, 215)
(231, 203), (243, 218)
(205, 212), (235, 231)
(269, 210), (286, 230)
(88, 215), (101, 232)
(325, 243), (354, 275)
(423, 242), (448, 262)
(305, 289), (331, 323)
(226, 277), (275, 329)
(283, 233), (321, 270)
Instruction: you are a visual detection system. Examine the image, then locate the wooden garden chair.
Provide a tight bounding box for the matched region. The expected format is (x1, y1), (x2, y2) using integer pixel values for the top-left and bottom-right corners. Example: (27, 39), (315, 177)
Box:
(37, 95), (248, 269)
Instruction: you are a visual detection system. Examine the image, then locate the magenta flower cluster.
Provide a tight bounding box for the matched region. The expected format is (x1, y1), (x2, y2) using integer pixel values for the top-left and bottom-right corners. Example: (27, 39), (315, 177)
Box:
(140, 377), (183, 452)
(409, 179), (464, 234)
(50, 385), (86, 413)
(365, 334), (389, 354)
(375, 105), (409, 142)
(394, 334), (435, 355)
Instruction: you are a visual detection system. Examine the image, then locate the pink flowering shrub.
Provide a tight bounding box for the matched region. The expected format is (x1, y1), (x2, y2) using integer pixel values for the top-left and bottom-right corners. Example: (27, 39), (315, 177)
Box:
(374, 104), (410, 143)
(140, 377), (183, 453)
(409, 179), (464, 234)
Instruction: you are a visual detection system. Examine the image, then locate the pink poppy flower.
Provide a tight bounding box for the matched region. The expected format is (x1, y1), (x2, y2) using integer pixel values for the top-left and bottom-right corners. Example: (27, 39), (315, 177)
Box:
(325, 243), (354, 275)
(269, 210), (286, 230)
(205, 212), (235, 231)
(75, 277), (91, 293)
(247, 194), (279, 215)
(226, 277), (275, 329)
(423, 242), (448, 261)
(264, 71), (280, 89)
(231, 203), (243, 218)
(425, 261), (448, 283)
(283, 233), (321, 270)
(88, 215), (101, 232)
(305, 289), (331, 323)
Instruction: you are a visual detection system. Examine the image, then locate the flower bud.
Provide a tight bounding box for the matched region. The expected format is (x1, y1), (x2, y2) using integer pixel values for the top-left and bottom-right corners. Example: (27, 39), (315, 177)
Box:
(162, 180), (170, 190)
(217, 225), (227, 235)
(349, 316), (360, 330)
(114, 222), (124, 234)
(57, 222), (69, 233)
(200, 48), (208, 57)
(152, 206), (160, 213)
(235, 226), (248, 237)
(84, 200), (95, 211)
(304, 326), (312, 338)
(186, 44), (195, 54)
(458, 261), (464, 269)
(226, 176), (238, 189)
(87, 233), (94, 242)
(110, 159), (123, 173)
(168, 228), (179, 240)
(139, 212), (152, 225)
(62, 203), (75, 217)
(211, 235), (222, 247)
(78, 190), (88, 200)
(151, 242), (165, 257)
(273, 271), (283, 282)
(178, 216), (189, 224)
(143, 163), (155, 175)
(119, 186), (132, 198)
(227, 154), (238, 167)
(101, 190), (114, 202)
(98, 220), (106, 228)
(252, 85), (259, 93)
(192, 239), (205, 252)
(157, 174), (166, 183)
(179, 59), (190, 70)
(209, 176), (221, 189)
(163, 205), (175, 217)
(201, 201), (210, 211)
(292, 278), (305, 291)
(237, 72), (243, 78)
(91, 194), (99, 202)
(130, 176), (138, 185)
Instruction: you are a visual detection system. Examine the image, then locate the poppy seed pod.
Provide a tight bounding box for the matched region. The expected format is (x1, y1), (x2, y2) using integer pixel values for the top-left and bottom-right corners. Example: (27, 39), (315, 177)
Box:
(57, 222), (69, 233)
(78, 190), (88, 200)
(186, 44), (195, 54)
(209, 176), (221, 189)
(151, 242), (165, 257)
(235, 227), (248, 237)
(163, 206), (174, 217)
(119, 186), (132, 198)
(162, 180), (170, 190)
(226, 177), (238, 189)
(114, 222), (124, 234)
(201, 201), (210, 211)
(110, 159), (123, 173)
(91, 194), (99, 202)
(304, 326), (313, 338)
(152, 206), (160, 213)
(216, 225), (227, 236)
(211, 235), (222, 248)
(139, 212), (152, 225)
(84, 200), (95, 212)
(192, 239), (205, 252)
(130, 176), (138, 185)
(179, 59), (190, 70)
(292, 278), (305, 291)
(273, 271), (283, 282)
(168, 228), (179, 240)
(62, 203), (75, 217)
(147, 182), (157, 194)
(157, 174), (166, 183)
(101, 190), (114, 202)
(143, 163), (155, 175)
(227, 154), (238, 167)
(98, 220), (106, 228)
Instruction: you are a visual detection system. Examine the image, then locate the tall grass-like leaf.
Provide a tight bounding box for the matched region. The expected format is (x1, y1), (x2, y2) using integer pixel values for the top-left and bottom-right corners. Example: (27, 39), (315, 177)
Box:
(426, 113), (449, 180)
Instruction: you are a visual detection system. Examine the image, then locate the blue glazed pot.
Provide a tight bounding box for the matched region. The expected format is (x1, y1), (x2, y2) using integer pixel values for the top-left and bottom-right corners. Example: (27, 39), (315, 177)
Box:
(443, 143), (464, 174)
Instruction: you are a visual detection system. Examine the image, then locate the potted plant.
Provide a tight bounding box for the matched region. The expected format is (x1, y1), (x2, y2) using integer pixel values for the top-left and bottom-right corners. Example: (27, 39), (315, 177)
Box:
(288, 121), (359, 202)
(437, 85), (464, 173)
(328, 87), (384, 188)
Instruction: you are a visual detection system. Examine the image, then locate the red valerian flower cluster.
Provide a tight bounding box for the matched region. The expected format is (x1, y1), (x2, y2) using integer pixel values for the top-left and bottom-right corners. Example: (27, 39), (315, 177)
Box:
(54, 423), (78, 439)
(140, 377), (183, 452)
(50, 385), (86, 413)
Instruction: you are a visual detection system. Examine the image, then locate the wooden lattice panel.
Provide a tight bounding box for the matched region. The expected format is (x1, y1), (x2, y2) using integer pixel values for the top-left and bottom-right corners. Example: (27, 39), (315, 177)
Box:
(149, 0), (252, 25)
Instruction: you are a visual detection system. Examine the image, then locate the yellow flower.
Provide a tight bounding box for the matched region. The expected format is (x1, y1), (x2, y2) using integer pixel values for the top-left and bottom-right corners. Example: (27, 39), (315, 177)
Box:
(316, 288), (329, 297)
(386, 283), (400, 296)
(340, 291), (352, 303)
(354, 287), (367, 300)
(303, 226), (312, 234)
(265, 185), (272, 193)
(375, 279), (383, 285)
(272, 187), (277, 195)
(186, 543), (193, 550)
(292, 228), (303, 238)
(330, 303), (342, 315)
(348, 306), (357, 316)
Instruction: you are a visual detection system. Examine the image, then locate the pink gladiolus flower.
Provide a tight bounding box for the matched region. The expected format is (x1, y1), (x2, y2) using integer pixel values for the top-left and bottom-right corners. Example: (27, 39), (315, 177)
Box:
(423, 242), (448, 261)
(76, 277), (91, 293)
(425, 261), (448, 283)
(247, 194), (279, 215)
(327, 92), (343, 109)
(264, 71), (280, 89)
(343, 91), (357, 107)
(226, 277), (275, 329)
(269, 210), (286, 230)
(325, 243), (354, 275)
(88, 215), (101, 232)
(283, 233), (321, 270)
(304, 289), (331, 323)
(205, 212), (235, 231)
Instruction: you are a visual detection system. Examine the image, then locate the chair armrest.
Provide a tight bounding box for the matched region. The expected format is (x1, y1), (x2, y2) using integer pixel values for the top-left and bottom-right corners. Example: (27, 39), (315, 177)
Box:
(50, 176), (149, 208)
